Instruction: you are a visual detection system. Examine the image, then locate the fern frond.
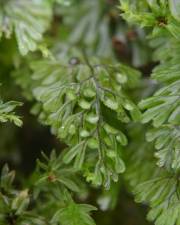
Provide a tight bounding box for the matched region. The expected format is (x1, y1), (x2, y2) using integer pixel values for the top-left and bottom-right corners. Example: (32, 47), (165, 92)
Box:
(0, 0), (51, 55)
(36, 150), (80, 193)
(134, 172), (180, 225)
(0, 165), (47, 225)
(0, 100), (22, 126)
(58, 0), (123, 57)
(0, 157), (96, 225)
(29, 56), (141, 188)
(139, 80), (180, 127)
(51, 200), (96, 225)
(120, 2), (180, 225)
(120, 0), (180, 39)
(147, 126), (180, 172)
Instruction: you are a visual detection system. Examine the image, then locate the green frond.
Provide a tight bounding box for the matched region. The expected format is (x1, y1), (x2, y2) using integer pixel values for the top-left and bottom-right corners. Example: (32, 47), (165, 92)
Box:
(0, 0), (179, 224)
(51, 201), (97, 225)
(0, 0), (51, 55)
(36, 150), (80, 193)
(0, 100), (22, 126)
(139, 80), (180, 127)
(147, 126), (180, 172)
(134, 173), (180, 225)
(30, 57), (141, 188)
(0, 165), (47, 225)
(120, 0), (180, 38)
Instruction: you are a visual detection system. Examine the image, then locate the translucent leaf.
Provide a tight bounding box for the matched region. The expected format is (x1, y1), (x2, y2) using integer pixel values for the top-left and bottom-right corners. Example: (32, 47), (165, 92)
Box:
(115, 158), (125, 173)
(30, 57), (140, 187)
(103, 98), (118, 110)
(83, 88), (96, 98)
(134, 174), (180, 225)
(87, 138), (98, 149)
(80, 129), (90, 138)
(85, 113), (99, 124)
(0, 0), (51, 55)
(146, 126), (180, 172)
(63, 142), (85, 164)
(139, 81), (180, 127)
(116, 132), (128, 146)
(78, 99), (92, 109)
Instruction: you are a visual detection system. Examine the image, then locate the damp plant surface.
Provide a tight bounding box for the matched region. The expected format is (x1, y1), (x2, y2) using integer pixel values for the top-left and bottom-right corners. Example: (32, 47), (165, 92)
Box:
(0, 0), (179, 225)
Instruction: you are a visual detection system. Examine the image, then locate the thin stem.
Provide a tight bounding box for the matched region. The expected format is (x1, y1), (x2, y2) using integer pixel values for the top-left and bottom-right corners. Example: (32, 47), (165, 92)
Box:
(82, 49), (105, 165)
